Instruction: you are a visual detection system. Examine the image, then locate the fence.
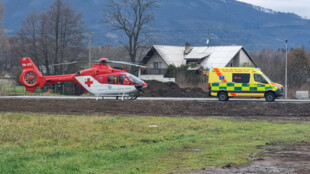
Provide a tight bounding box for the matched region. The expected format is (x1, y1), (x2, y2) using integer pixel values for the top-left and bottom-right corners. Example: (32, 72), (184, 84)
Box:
(0, 84), (85, 96)
(141, 68), (167, 75)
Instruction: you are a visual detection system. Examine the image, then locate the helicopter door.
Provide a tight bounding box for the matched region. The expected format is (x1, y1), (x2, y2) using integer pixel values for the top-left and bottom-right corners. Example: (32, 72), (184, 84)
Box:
(107, 75), (118, 84)
(119, 75), (131, 85)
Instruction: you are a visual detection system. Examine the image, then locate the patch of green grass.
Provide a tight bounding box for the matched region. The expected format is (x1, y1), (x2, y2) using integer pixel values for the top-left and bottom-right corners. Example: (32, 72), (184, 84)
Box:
(0, 86), (70, 96)
(0, 113), (309, 173)
(0, 86), (48, 96)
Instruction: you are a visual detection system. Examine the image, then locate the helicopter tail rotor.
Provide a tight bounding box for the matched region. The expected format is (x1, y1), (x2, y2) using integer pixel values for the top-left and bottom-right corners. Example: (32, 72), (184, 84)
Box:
(19, 57), (45, 92)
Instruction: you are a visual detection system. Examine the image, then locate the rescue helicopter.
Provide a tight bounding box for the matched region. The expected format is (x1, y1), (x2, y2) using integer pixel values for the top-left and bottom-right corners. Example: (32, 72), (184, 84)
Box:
(19, 57), (148, 100)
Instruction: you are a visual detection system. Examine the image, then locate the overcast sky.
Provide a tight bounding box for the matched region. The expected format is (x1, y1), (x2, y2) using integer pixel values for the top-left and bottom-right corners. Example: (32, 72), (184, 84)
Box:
(236, 0), (310, 18)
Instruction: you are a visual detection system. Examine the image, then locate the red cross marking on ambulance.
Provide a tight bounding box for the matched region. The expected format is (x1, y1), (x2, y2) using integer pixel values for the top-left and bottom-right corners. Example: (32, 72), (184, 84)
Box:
(85, 78), (93, 87)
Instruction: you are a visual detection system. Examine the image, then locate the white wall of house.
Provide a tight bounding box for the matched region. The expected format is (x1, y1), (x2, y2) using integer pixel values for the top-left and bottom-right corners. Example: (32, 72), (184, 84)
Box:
(239, 49), (254, 67)
(139, 75), (175, 82)
(145, 52), (168, 69)
(226, 53), (239, 67)
(226, 50), (254, 67)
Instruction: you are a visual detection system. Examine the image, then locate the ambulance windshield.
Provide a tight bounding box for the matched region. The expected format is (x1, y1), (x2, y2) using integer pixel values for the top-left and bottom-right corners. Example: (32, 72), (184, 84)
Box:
(262, 73), (272, 83)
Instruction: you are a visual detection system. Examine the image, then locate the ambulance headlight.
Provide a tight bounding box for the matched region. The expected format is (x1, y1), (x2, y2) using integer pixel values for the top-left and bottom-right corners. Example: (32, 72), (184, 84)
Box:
(275, 86), (284, 97)
(277, 86), (284, 93)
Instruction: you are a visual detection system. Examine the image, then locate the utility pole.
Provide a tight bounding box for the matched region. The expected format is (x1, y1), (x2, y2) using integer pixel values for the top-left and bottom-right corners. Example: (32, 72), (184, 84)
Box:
(206, 28), (210, 47)
(88, 32), (92, 68)
(285, 40), (288, 99)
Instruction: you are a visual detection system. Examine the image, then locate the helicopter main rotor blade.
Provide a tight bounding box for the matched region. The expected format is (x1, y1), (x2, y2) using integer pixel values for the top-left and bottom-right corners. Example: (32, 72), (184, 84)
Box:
(107, 60), (147, 68)
(50, 61), (80, 66)
(50, 60), (97, 66)
(49, 59), (146, 68)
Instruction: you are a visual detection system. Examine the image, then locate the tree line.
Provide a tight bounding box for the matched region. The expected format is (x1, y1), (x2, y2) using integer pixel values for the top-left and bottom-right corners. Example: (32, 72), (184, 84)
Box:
(0, 0), (157, 77)
(0, 0), (87, 77)
(250, 47), (310, 97)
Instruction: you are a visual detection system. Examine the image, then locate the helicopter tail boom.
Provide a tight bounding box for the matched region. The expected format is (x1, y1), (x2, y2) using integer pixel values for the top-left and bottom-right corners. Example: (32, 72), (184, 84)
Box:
(19, 57), (44, 92)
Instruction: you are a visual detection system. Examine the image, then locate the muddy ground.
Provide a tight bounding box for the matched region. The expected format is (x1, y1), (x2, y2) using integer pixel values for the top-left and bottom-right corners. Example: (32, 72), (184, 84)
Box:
(143, 80), (209, 97)
(193, 142), (310, 174)
(0, 98), (310, 174)
(0, 99), (310, 120)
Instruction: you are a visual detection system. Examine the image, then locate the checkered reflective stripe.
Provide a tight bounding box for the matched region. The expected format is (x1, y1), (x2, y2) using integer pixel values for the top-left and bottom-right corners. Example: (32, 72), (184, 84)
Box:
(210, 82), (276, 93)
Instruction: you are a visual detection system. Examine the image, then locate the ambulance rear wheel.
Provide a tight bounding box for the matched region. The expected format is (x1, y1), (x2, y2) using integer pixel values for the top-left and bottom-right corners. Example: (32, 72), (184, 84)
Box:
(265, 92), (275, 102)
(218, 91), (229, 101)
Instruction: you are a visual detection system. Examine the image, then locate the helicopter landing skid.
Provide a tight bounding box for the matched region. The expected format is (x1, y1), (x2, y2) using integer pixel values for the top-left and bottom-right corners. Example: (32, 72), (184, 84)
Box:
(95, 92), (142, 101)
(126, 91), (142, 100)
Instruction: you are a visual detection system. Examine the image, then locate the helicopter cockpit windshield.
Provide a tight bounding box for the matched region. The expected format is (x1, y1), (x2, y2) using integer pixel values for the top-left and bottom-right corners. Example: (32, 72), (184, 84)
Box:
(124, 73), (144, 86)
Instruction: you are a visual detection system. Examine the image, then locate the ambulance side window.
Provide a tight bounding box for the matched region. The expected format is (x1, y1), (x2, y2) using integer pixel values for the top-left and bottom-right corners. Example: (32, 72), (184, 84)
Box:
(254, 74), (268, 84)
(232, 73), (250, 83)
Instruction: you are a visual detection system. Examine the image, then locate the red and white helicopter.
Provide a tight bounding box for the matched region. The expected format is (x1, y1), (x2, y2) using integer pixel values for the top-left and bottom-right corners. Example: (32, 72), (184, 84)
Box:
(19, 57), (148, 100)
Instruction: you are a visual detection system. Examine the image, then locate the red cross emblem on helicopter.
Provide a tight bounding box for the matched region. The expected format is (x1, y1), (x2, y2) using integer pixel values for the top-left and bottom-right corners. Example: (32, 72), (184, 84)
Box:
(85, 78), (93, 87)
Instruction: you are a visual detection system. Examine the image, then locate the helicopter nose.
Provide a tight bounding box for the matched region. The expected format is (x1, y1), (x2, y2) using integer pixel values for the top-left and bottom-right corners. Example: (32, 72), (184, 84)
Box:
(135, 81), (147, 91)
(143, 82), (148, 88)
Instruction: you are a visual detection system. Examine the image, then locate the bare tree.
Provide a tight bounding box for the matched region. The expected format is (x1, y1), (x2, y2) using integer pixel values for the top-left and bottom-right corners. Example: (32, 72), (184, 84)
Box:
(39, 13), (53, 75)
(0, 0), (4, 44)
(250, 49), (285, 84)
(48, 0), (86, 74)
(15, 12), (54, 75)
(0, 0), (8, 75)
(18, 13), (43, 69)
(287, 46), (310, 86)
(92, 45), (130, 61)
(14, 0), (86, 75)
(104, 0), (158, 73)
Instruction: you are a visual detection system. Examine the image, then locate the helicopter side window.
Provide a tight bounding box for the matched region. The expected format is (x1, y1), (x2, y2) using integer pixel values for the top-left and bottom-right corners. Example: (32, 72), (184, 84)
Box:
(108, 75), (118, 84)
(119, 75), (130, 85)
(97, 76), (104, 84)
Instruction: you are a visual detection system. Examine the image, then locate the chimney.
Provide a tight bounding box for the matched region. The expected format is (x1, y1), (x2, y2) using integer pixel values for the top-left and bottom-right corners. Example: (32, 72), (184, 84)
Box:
(184, 42), (192, 55)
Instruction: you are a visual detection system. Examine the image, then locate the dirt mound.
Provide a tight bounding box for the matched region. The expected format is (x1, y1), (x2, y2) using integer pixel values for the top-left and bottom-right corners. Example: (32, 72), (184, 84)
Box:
(143, 80), (208, 97)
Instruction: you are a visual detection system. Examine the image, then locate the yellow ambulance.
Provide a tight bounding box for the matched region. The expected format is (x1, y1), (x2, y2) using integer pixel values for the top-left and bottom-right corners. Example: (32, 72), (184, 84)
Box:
(208, 67), (283, 102)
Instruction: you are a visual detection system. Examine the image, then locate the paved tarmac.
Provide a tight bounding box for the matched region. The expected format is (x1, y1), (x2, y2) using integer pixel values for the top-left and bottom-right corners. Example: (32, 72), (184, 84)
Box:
(1, 95), (310, 103)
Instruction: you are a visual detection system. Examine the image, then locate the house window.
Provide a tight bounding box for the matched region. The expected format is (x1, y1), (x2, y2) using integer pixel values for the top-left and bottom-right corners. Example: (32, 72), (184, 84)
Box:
(186, 59), (200, 64)
(153, 62), (162, 69)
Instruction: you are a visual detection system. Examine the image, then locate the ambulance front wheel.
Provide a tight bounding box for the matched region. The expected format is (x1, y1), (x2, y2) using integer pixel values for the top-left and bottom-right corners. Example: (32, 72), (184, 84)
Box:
(265, 92), (275, 102)
(218, 91), (229, 101)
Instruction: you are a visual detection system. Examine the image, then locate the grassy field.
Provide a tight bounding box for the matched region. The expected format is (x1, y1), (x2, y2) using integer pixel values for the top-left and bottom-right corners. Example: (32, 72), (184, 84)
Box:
(0, 113), (309, 174)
